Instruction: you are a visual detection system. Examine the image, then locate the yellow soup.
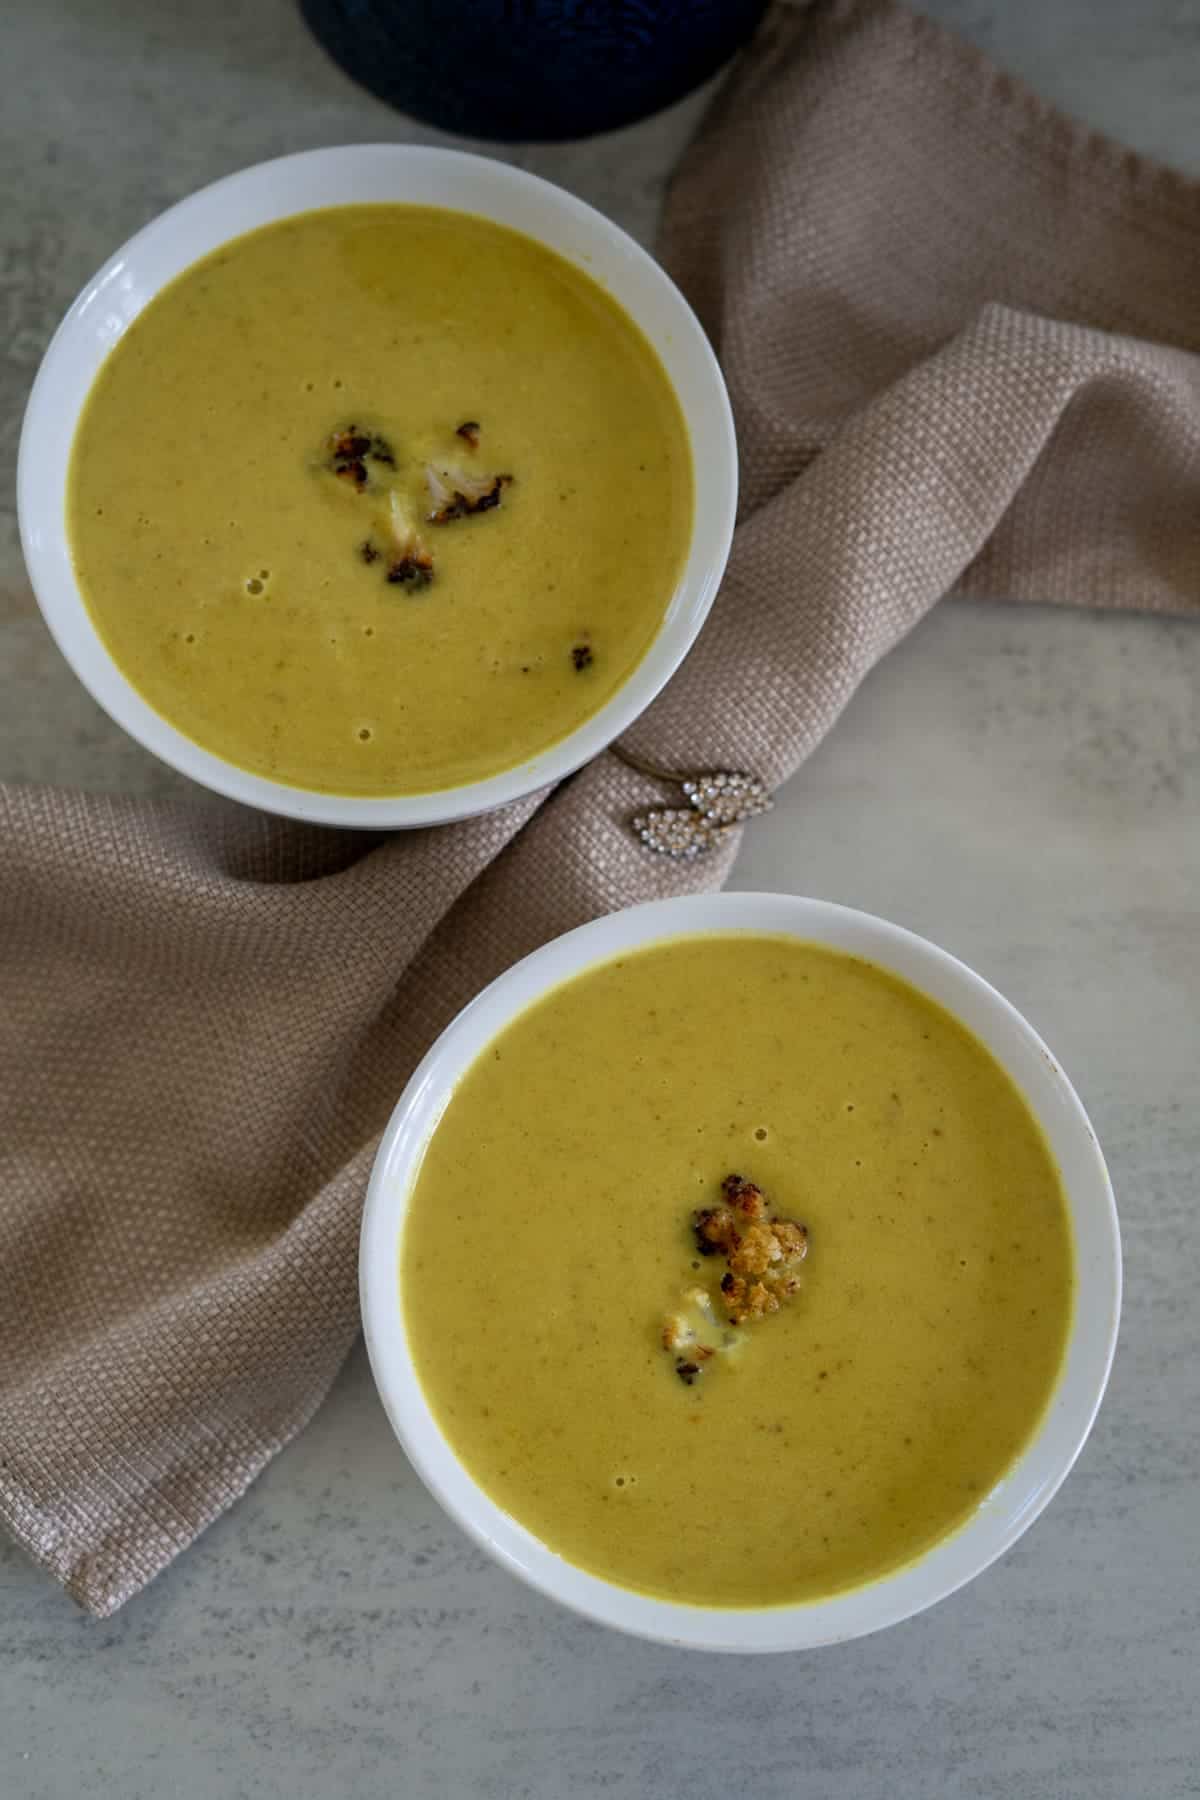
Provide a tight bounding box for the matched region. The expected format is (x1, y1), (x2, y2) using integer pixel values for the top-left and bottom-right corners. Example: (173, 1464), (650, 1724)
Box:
(68, 206), (692, 795)
(402, 934), (1074, 1609)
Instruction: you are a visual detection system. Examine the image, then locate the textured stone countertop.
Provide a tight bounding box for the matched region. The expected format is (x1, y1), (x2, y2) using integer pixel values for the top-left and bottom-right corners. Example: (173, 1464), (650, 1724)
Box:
(2, 2), (1198, 1795)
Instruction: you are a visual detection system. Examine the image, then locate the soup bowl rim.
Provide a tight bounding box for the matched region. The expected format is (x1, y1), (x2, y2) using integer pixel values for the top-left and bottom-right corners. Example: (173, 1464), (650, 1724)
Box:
(360, 889), (1122, 1652)
(17, 142), (737, 826)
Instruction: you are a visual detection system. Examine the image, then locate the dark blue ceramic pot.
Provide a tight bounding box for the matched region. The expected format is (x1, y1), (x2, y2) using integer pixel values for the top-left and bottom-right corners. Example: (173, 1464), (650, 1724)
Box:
(299, 0), (769, 141)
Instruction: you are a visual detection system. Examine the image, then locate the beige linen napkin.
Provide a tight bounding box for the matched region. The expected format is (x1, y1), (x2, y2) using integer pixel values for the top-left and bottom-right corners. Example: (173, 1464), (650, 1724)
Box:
(2, 0), (1198, 1616)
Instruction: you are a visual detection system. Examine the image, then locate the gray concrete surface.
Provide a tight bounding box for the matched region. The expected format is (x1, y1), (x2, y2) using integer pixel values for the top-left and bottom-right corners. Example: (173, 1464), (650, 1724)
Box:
(2, 2), (1199, 1796)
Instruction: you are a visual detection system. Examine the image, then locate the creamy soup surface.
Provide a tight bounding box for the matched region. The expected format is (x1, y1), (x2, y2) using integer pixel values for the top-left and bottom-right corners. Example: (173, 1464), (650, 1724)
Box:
(402, 934), (1074, 1609)
(68, 205), (692, 794)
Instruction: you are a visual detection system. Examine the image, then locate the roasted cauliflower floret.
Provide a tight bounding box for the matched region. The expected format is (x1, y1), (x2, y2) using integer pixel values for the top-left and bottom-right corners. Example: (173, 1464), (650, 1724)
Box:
(668, 1174), (810, 1364)
(425, 462), (513, 524)
(693, 1204), (738, 1257)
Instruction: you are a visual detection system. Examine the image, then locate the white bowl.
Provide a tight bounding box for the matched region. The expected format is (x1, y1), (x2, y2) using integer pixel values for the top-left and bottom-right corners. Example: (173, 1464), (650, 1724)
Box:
(17, 145), (736, 827)
(361, 891), (1121, 1652)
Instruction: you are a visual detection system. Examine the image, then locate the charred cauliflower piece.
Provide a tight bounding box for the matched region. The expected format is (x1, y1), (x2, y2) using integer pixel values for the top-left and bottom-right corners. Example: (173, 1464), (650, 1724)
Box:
(693, 1204), (738, 1257)
(676, 1172), (809, 1344)
(425, 462), (513, 525)
(661, 1285), (738, 1385)
(385, 489), (434, 588)
(328, 424), (396, 491)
